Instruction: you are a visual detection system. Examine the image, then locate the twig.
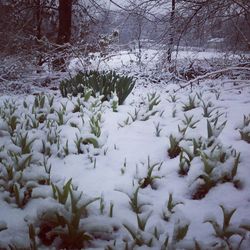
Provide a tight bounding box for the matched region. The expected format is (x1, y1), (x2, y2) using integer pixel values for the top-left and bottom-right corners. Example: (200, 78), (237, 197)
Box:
(176, 67), (250, 91)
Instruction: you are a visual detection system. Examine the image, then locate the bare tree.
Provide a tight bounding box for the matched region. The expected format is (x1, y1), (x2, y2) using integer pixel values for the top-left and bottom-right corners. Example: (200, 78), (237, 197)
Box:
(52, 0), (73, 71)
(167, 0), (175, 63)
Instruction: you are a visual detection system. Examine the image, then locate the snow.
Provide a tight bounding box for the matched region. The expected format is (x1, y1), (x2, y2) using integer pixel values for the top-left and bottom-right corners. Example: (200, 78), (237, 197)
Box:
(0, 49), (250, 249)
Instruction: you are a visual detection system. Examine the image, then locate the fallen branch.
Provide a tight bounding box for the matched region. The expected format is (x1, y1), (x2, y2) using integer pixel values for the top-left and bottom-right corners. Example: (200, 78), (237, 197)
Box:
(177, 67), (250, 91)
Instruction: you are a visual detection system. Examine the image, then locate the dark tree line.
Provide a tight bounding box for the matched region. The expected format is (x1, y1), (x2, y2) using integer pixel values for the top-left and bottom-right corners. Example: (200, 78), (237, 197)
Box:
(0, 0), (249, 77)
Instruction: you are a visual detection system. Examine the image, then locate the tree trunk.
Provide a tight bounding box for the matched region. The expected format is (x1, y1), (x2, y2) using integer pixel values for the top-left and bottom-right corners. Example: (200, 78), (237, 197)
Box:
(57, 0), (72, 45)
(35, 0), (43, 72)
(53, 0), (72, 71)
(167, 0), (175, 63)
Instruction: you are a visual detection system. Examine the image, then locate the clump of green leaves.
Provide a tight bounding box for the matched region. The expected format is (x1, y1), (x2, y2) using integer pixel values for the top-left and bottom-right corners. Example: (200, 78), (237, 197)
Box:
(0, 151), (39, 208)
(28, 224), (38, 250)
(167, 93), (179, 103)
(110, 92), (119, 112)
(123, 211), (154, 247)
(238, 114), (250, 143)
(38, 179), (100, 248)
(59, 70), (135, 105)
(192, 148), (241, 199)
(168, 134), (181, 159)
(139, 157), (163, 189)
(204, 205), (248, 249)
(162, 193), (184, 221)
(51, 178), (73, 205)
(11, 132), (35, 154)
(89, 113), (102, 137)
(178, 151), (190, 176)
(154, 122), (162, 137)
(182, 95), (197, 111)
(161, 219), (190, 249)
(200, 100), (217, 118)
(6, 114), (19, 135)
(120, 158), (127, 175)
(178, 114), (199, 136)
(147, 92), (161, 111)
(117, 186), (150, 214)
(207, 117), (227, 146)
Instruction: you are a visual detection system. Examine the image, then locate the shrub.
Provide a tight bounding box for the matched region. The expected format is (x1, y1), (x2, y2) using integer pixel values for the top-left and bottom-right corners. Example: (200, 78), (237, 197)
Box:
(59, 70), (135, 105)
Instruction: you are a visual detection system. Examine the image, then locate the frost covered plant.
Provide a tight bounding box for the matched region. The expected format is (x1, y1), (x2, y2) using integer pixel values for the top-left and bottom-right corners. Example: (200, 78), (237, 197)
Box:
(37, 179), (100, 248)
(128, 108), (140, 122)
(139, 157), (163, 189)
(162, 219), (190, 249)
(147, 92), (161, 111)
(74, 133), (100, 154)
(238, 114), (250, 143)
(123, 211), (153, 247)
(117, 186), (150, 214)
(74, 134), (83, 154)
(162, 193), (184, 221)
(128, 187), (148, 214)
(46, 126), (60, 146)
(55, 108), (67, 126)
(182, 95), (197, 111)
(24, 114), (40, 129)
(182, 137), (205, 160)
(99, 195), (105, 215)
(52, 179), (99, 211)
(178, 137), (207, 176)
(172, 106), (177, 118)
(62, 140), (69, 156)
(89, 113), (102, 137)
(41, 140), (51, 157)
(109, 202), (114, 218)
(83, 88), (93, 102)
(33, 94), (46, 110)
(3, 99), (17, 115)
(154, 122), (162, 137)
(178, 151), (190, 176)
(168, 134), (181, 159)
(118, 116), (131, 128)
(204, 205), (246, 249)
(37, 202), (95, 249)
(0, 154), (33, 208)
(6, 114), (19, 135)
(120, 158), (127, 175)
(172, 220), (190, 246)
(178, 114), (199, 136)
(72, 98), (83, 113)
(110, 92), (118, 112)
(40, 157), (51, 184)
(8, 151), (32, 171)
(51, 178), (73, 205)
(200, 99), (217, 118)
(167, 93), (179, 103)
(207, 118), (227, 146)
(192, 149), (241, 199)
(11, 132), (35, 154)
(28, 224), (38, 250)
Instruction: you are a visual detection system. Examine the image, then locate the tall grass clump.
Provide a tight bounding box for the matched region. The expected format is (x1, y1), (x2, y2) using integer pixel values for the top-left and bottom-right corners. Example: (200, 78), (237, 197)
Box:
(59, 70), (135, 105)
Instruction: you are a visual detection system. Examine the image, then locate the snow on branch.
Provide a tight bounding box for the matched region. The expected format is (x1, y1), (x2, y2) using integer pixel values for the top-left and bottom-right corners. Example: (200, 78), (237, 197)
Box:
(177, 67), (250, 90)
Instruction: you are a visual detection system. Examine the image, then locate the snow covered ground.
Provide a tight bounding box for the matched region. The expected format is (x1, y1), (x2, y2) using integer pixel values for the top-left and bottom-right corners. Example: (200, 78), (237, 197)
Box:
(0, 51), (250, 249)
